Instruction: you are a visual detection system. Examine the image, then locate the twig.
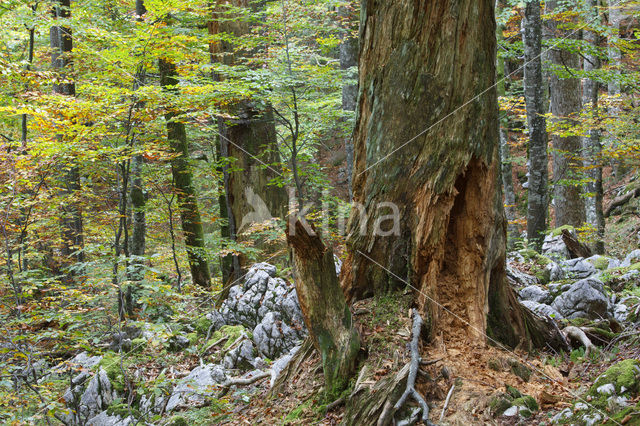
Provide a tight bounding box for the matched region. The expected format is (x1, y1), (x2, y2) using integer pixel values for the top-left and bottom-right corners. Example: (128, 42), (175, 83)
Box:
(218, 371), (270, 397)
(440, 384), (455, 421)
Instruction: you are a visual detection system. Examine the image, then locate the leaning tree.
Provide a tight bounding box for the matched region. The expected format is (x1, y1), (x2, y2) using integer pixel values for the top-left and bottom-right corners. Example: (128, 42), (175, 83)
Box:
(341, 0), (549, 348)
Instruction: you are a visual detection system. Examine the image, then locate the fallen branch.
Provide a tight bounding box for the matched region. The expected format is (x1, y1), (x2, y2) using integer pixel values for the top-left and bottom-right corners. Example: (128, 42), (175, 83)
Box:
(605, 187), (640, 217)
(326, 396), (346, 411)
(439, 384), (455, 421)
(218, 371), (271, 397)
(563, 326), (596, 358)
(385, 309), (433, 425)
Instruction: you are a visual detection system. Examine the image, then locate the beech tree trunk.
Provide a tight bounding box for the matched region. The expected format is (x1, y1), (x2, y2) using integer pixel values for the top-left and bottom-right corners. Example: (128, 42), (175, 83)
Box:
(339, 2), (358, 202)
(341, 0), (543, 348)
(287, 219), (360, 397)
(129, 0), (147, 281)
(548, 0), (586, 228)
(159, 59), (211, 289)
(51, 0), (84, 265)
(523, 0), (548, 251)
(582, 0), (605, 254)
(500, 129), (518, 248)
(608, 0), (625, 178)
(209, 0), (287, 282)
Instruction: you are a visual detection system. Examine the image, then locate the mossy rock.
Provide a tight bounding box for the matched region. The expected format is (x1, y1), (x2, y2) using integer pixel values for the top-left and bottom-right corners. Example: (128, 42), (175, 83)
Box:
(549, 225), (575, 237)
(512, 395), (538, 412)
(195, 317), (213, 336)
(604, 401), (640, 425)
(518, 249), (552, 266)
(590, 359), (640, 396)
(488, 395), (512, 416)
(209, 325), (248, 350)
(508, 359), (532, 382)
(590, 256), (611, 271)
(166, 416), (189, 426)
(505, 384), (522, 399)
(97, 351), (127, 393)
(130, 338), (147, 353)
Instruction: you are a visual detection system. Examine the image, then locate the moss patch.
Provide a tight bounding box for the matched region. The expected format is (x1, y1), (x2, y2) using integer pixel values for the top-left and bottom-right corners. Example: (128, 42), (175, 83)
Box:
(209, 325), (248, 350)
(591, 359), (640, 396)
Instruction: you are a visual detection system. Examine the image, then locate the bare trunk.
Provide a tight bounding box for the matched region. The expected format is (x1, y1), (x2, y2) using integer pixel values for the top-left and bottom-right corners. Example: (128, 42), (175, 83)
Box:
(209, 0), (287, 281)
(159, 59), (211, 289)
(500, 129), (518, 249)
(523, 0), (548, 251)
(51, 0), (84, 266)
(548, 0), (585, 228)
(341, 0), (542, 348)
(608, 0), (625, 178)
(582, 0), (605, 254)
(339, 3), (358, 202)
(287, 219), (360, 397)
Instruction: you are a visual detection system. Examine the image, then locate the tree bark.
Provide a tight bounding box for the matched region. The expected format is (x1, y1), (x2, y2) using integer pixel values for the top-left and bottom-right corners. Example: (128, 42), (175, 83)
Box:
(341, 0), (541, 348)
(500, 129), (518, 249)
(339, 2), (358, 202)
(523, 0), (548, 251)
(608, 0), (625, 178)
(209, 0), (287, 281)
(51, 0), (84, 265)
(582, 0), (605, 254)
(287, 218), (360, 397)
(158, 59), (211, 289)
(548, 0), (586, 228)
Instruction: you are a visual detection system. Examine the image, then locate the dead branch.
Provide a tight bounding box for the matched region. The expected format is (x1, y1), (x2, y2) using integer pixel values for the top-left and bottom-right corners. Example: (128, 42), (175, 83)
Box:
(563, 326), (596, 358)
(218, 371), (271, 397)
(605, 187), (640, 217)
(440, 384), (455, 421)
(561, 229), (592, 259)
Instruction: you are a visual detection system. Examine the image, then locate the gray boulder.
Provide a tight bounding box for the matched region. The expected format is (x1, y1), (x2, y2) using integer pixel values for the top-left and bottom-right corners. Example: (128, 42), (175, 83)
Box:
(165, 364), (226, 412)
(542, 234), (569, 260)
(622, 249), (640, 268)
(546, 261), (565, 282)
(506, 264), (538, 287)
(519, 285), (552, 304)
(551, 278), (610, 319)
(86, 411), (134, 426)
(64, 368), (116, 423)
(223, 339), (257, 370)
(521, 300), (563, 319)
(253, 312), (305, 359)
(563, 258), (597, 279)
(270, 345), (301, 387)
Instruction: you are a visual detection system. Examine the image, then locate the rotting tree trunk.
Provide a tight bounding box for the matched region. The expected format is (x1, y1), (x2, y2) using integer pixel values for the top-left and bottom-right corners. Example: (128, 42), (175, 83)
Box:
(287, 218), (360, 398)
(209, 0), (287, 282)
(51, 0), (84, 266)
(523, 0), (548, 251)
(159, 59), (211, 289)
(582, 0), (605, 254)
(548, 0), (586, 228)
(341, 0), (549, 349)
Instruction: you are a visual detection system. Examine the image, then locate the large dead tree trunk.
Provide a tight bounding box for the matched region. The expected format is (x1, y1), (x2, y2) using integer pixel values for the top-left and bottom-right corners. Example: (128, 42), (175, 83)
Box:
(287, 218), (360, 397)
(209, 0), (288, 282)
(341, 0), (547, 349)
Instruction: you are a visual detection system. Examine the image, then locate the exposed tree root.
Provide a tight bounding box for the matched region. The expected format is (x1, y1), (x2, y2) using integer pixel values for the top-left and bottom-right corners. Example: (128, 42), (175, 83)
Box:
(218, 371), (271, 397)
(387, 310), (432, 425)
(563, 326), (596, 358)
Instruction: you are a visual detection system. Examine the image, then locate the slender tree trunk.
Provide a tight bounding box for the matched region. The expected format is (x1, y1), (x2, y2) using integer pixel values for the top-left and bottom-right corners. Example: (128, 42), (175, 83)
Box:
(523, 0), (548, 251)
(51, 0), (84, 266)
(548, 0), (585, 228)
(500, 129), (518, 248)
(339, 2), (358, 201)
(129, 0), (147, 281)
(287, 219), (360, 397)
(583, 0), (605, 254)
(158, 59), (211, 289)
(209, 0), (288, 281)
(341, 0), (547, 349)
(608, 0), (625, 178)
